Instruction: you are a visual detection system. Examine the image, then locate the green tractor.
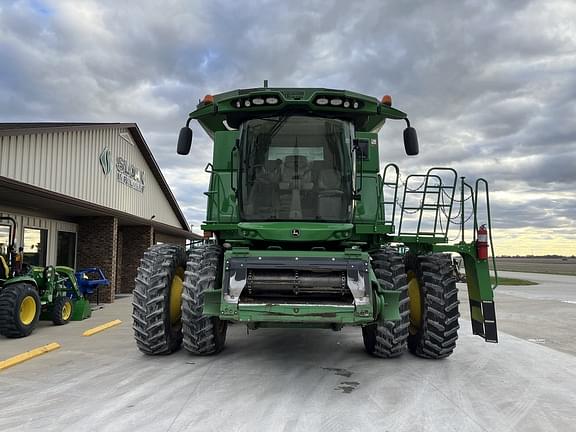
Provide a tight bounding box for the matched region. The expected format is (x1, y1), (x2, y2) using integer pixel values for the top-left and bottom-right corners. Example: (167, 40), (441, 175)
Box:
(132, 85), (498, 359)
(0, 217), (91, 338)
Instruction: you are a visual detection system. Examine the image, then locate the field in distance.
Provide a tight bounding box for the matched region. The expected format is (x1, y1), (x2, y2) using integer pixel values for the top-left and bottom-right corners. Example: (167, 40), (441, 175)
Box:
(492, 257), (576, 276)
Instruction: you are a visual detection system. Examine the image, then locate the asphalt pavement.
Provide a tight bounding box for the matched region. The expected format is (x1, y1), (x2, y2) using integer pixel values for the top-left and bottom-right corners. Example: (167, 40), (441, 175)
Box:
(0, 273), (575, 432)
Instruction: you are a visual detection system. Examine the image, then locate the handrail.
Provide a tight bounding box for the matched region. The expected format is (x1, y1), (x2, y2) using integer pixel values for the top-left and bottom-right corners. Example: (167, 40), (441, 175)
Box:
(475, 178), (498, 289)
(398, 173), (441, 238)
(397, 167), (456, 240)
(204, 171), (237, 223)
(460, 178), (475, 243)
(381, 163), (399, 226)
(416, 173), (441, 238)
(426, 168), (458, 238)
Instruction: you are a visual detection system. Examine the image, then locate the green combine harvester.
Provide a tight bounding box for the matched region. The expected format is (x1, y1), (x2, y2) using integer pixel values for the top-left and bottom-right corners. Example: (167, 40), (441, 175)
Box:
(132, 84), (498, 359)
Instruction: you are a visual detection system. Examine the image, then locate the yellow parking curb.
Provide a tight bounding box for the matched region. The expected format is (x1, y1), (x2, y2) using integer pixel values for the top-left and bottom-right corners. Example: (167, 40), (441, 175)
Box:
(82, 319), (122, 337)
(0, 342), (61, 372)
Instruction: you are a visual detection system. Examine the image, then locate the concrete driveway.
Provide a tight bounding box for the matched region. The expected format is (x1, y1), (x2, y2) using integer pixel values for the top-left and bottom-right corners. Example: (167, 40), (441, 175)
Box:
(1, 276), (575, 432)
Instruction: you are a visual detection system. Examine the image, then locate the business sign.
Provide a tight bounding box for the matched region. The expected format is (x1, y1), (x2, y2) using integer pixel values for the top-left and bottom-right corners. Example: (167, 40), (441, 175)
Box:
(99, 147), (112, 175)
(99, 148), (145, 193)
(116, 157), (145, 193)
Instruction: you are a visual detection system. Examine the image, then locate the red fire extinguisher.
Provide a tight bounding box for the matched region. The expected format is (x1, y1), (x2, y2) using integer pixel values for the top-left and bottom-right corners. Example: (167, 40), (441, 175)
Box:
(477, 224), (489, 260)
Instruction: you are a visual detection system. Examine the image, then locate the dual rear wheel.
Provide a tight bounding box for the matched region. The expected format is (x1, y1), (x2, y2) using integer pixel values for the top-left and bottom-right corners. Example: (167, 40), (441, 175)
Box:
(363, 249), (460, 359)
(132, 244), (227, 355)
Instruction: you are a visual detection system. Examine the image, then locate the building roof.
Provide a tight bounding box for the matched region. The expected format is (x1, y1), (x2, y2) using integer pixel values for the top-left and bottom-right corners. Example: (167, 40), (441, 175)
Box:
(0, 122), (191, 234)
(0, 123), (107, 131)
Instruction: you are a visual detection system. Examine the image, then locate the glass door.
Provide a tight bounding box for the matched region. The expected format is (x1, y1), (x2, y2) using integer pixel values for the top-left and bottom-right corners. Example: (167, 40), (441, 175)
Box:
(57, 231), (77, 268)
(23, 227), (48, 267)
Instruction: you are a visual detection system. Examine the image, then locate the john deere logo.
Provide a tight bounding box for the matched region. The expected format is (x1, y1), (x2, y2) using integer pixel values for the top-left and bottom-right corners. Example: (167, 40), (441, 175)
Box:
(99, 147), (111, 175)
(291, 229), (300, 238)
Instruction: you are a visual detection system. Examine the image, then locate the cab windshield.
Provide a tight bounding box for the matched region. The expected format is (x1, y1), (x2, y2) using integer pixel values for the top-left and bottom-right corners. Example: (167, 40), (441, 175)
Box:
(239, 115), (353, 222)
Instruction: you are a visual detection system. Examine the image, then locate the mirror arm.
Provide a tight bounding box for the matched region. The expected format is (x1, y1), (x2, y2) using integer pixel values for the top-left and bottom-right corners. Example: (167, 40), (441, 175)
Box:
(404, 118), (411, 127)
(352, 143), (363, 200)
(358, 152), (363, 196)
(230, 144), (238, 195)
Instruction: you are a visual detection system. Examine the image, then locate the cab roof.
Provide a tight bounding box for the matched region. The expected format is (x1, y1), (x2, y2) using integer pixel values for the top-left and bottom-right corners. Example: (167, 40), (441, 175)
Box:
(188, 87), (408, 138)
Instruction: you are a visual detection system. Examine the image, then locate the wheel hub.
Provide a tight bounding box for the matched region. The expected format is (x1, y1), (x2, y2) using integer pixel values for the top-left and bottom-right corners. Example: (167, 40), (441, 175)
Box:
(169, 267), (185, 325)
(407, 271), (422, 335)
(62, 301), (72, 321)
(19, 296), (37, 325)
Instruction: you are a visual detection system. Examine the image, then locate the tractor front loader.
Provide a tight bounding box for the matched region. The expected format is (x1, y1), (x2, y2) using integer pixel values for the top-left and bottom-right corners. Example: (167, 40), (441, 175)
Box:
(132, 85), (498, 359)
(0, 217), (91, 338)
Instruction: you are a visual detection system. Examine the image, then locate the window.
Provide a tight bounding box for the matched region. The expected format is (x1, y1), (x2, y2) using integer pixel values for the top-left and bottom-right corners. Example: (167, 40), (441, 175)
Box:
(267, 146), (325, 161)
(239, 116), (353, 222)
(23, 227), (48, 267)
(57, 231), (77, 268)
(0, 225), (10, 257)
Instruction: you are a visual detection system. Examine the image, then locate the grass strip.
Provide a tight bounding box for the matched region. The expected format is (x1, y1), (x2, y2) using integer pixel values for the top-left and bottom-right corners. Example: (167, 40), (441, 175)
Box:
(491, 276), (538, 286)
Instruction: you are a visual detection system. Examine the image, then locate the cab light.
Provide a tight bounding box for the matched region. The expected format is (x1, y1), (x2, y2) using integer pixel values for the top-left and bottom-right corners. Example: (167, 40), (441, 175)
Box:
(266, 97), (279, 104)
(244, 100), (251, 107)
(252, 97), (265, 105)
(330, 98), (343, 106)
(316, 97), (329, 105)
(343, 100), (350, 108)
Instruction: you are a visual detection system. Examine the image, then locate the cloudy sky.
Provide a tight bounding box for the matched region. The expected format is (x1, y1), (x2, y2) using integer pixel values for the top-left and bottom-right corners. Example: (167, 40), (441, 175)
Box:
(1, 0), (575, 255)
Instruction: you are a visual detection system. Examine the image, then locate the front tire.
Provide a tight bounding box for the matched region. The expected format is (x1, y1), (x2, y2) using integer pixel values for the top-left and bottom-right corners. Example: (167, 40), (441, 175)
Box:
(52, 296), (73, 325)
(0, 283), (41, 338)
(182, 245), (228, 355)
(132, 244), (187, 355)
(405, 253), (460, 359)
(362, 248), (410, 358)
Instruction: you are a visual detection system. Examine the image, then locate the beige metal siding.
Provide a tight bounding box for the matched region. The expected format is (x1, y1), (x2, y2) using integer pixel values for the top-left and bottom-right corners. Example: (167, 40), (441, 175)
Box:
(0, 128), (181, 227)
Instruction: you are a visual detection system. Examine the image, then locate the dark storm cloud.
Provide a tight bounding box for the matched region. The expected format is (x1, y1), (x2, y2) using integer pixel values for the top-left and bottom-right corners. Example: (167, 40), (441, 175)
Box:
(0, 0), (575, 242)
(490, 197), (576, 230)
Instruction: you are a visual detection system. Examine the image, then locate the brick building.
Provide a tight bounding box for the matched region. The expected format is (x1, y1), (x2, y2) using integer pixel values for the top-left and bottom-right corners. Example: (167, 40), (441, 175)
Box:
(0, 123), (198, 302)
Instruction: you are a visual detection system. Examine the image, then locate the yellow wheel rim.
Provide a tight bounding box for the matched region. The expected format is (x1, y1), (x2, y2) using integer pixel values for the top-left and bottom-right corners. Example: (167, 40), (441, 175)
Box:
(20, 296), (37, 325)
(62, 301), (72, 321)
(169, 267), (185, 325)
(407, 271), (422, 335)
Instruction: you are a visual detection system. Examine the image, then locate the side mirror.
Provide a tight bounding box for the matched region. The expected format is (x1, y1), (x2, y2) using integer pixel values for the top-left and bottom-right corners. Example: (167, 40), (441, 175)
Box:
(403, 127), (419, 156)
(177, 127), (193, 155)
